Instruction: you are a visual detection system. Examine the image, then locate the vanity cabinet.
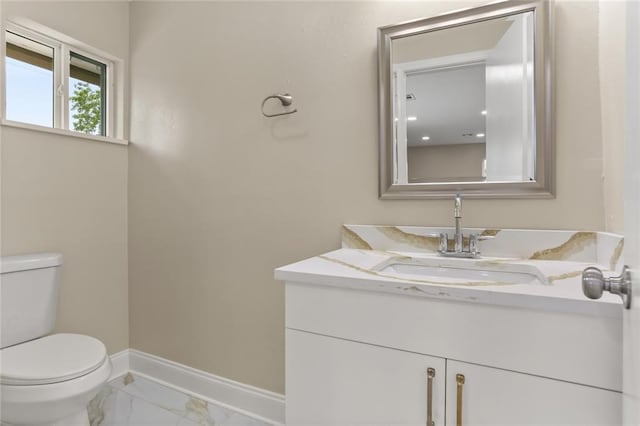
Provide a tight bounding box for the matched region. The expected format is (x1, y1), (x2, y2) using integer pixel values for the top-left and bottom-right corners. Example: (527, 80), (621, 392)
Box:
(286, 329), (446, 424)
(445, 360), (620, 426)
(285, 282), (622, 425)
(287, 329), (620, 426)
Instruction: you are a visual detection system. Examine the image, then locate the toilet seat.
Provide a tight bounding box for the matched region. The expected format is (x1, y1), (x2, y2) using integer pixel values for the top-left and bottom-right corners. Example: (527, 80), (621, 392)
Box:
(0, 333), (107, 385)
(1, 355), (111, 426)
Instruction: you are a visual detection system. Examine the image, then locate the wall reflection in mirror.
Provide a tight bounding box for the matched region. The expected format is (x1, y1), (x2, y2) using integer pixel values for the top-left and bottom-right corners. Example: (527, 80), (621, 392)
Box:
(392, 12), (535, 185)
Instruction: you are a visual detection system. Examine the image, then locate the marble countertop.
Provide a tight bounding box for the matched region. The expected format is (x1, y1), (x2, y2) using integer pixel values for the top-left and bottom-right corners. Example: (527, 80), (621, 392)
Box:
(275, 248), (623, 318)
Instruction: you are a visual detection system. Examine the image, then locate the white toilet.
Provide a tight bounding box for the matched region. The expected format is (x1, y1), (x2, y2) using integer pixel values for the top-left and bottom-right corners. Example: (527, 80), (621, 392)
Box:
(0, 253), (112, 426)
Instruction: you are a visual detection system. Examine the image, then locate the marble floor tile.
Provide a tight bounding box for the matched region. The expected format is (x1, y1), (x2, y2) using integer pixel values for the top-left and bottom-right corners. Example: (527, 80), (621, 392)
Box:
(89, 386), (188, 426)
(110, 373), (193, 417)
(179, 396), (231, 425)
(221, 412), (273, 426)
(89, 373), (271, 426)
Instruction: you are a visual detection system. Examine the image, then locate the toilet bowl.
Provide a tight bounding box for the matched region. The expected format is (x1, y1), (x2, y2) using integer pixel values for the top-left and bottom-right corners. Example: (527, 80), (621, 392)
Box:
(0, 254), (111, 425)
(1, 334), (111, 426)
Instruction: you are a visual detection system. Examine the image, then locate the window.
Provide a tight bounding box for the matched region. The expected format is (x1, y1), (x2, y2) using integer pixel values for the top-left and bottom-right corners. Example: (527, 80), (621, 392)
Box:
(2, 23), (116, 138)
(5, 31), (54, 127)
(69, 52), (107, 136)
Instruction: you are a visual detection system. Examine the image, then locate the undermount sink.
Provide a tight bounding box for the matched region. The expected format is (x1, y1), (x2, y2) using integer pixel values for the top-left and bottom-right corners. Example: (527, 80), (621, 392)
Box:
(374, 258), (547, 286)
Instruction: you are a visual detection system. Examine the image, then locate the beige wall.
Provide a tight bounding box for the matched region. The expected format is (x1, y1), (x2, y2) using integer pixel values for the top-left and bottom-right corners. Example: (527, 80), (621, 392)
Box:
(128, 1), (610, 394)
(0, 1), (130, 354)
(408, 144), (485, 182)
(599, 0), (625, 234)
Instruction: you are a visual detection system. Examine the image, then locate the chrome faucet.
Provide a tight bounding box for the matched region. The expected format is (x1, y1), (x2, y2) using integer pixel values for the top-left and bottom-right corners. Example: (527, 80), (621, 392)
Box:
(454, 193), (463, 253)
(437, 193), (491, 258)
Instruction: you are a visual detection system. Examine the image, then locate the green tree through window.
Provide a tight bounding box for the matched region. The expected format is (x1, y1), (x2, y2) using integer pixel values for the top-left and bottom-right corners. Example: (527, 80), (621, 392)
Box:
(70, 81), (101, 134)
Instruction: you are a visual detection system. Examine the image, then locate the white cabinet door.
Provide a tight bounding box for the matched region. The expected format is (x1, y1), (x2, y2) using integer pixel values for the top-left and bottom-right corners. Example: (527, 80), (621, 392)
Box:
(286, 328), (446, 425)
(445, 360), (621, 426)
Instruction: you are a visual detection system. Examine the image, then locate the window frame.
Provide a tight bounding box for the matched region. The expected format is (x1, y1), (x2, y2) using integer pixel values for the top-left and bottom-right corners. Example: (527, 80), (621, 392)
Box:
(69, 52), (108, 135)
(1, 21), (121, 142)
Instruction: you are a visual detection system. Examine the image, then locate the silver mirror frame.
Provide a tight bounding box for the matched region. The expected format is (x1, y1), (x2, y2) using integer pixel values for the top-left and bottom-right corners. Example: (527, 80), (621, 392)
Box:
(378, 0), (553, 199)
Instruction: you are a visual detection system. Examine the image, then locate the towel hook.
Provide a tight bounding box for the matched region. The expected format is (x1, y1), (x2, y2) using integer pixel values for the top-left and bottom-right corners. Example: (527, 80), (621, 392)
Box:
(261, 93), (298, 118)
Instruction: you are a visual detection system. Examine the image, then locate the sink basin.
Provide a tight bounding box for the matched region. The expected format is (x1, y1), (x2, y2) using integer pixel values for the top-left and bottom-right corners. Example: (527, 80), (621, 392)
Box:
(375, 258), (546, 286)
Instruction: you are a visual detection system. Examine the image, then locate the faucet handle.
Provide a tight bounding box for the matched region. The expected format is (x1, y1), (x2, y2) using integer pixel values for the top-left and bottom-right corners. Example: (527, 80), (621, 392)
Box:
(425, 233), (448, 253)
(469, 234), (479, 255)
(439, 233), (448, 253)
(469, 234), (495, 256)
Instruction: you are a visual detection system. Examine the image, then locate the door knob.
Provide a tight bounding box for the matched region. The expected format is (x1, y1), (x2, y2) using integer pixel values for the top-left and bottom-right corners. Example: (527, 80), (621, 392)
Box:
(582, 265), (632, 309)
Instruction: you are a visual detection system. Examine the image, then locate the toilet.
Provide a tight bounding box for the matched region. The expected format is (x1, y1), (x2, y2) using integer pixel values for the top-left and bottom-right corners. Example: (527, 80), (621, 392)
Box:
(0, 253), (111, 426)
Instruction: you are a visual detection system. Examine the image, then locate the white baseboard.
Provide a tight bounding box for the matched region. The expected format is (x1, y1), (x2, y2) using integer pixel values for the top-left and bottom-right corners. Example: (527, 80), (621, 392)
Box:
(109, 349), (284, 425)
(108, 349), (130, 381)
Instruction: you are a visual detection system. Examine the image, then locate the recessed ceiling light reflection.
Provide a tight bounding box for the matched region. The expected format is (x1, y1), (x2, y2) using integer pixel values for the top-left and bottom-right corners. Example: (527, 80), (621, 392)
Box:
(422, 136), (430, 141)
(407, 116), (417, 121)
(476, 133), (485, 138)
(481, 110), (487, 115)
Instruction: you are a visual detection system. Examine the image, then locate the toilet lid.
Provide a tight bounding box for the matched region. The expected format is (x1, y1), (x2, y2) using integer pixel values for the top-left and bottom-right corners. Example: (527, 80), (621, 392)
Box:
(0, 333), (107, 385)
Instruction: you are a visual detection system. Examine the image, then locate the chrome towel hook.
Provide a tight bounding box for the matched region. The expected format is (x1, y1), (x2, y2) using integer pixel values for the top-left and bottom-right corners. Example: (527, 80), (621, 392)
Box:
(261, 93), (298, 118)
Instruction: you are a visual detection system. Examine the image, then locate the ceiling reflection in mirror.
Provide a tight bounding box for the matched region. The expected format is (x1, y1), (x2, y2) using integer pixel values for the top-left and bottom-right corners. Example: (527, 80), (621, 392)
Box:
(391, 12), (535, 185)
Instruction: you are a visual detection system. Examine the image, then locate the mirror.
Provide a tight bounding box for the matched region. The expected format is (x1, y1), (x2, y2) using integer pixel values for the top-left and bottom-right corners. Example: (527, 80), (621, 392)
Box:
(378, 0), (553, 199)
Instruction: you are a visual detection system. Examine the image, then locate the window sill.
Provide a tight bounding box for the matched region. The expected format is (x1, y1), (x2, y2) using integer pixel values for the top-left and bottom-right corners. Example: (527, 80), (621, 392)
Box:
(1, 119), (129, 146)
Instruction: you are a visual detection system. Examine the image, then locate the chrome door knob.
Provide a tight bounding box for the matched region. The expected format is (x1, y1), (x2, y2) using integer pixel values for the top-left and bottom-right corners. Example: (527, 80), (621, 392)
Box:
(582, 265), (632, 309)
(582, 267), (607, 299)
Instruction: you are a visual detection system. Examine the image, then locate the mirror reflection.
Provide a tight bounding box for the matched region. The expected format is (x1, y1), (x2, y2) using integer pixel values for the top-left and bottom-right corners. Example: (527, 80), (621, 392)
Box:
(391, 12), (535, 184)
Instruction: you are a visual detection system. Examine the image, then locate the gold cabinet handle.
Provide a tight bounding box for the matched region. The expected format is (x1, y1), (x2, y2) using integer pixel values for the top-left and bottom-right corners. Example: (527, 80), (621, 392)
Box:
(426, 368), (435, 426)
(456, 374), (465, 426)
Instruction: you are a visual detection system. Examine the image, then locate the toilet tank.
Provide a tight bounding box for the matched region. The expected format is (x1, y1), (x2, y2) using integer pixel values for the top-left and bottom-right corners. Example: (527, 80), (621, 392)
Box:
(1, 253), (63, 349)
